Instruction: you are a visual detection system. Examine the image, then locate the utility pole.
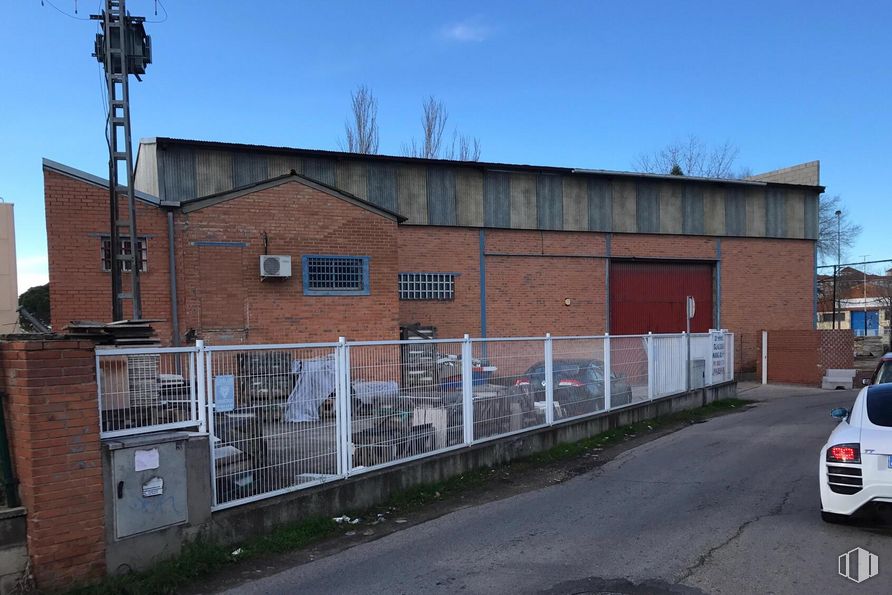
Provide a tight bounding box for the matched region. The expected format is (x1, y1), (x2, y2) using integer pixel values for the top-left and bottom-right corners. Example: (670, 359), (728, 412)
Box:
(862, 255), (869, 336)
(833, 209), (841, 329)
(91, 0), (151, 321)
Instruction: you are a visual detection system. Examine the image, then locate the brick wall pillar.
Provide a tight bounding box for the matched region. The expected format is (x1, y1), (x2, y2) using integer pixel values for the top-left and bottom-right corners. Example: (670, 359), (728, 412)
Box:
(0, 339), (104, 588)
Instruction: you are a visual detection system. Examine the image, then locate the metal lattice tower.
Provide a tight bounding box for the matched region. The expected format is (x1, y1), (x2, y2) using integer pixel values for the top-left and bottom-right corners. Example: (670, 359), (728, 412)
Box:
(92, 0), (151, 321)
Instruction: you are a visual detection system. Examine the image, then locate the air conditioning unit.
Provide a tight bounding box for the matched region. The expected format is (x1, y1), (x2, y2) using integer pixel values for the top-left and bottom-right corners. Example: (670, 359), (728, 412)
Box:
(260, 255), (292, 278)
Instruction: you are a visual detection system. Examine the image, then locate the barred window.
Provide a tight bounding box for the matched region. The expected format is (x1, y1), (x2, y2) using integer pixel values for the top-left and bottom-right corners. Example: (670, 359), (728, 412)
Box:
(302, 255), (370, 296)
(100, 236), (147, 273)
(399, 273), (455, 300)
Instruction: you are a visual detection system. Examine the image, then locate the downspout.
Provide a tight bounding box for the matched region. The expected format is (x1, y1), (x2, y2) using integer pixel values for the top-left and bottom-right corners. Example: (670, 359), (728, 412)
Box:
(715, 238), (722, 329)
(167, 209), (181, 346)
(478, 229), (487, 338)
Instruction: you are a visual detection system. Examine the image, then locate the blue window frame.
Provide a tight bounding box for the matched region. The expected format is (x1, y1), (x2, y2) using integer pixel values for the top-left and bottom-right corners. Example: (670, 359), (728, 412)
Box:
(302, 255), (370, 296)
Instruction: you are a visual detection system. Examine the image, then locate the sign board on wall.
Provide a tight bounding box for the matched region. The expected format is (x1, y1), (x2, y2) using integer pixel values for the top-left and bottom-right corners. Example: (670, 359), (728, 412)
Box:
(214, 375), (235, 412)
(711, 331), (726, 383)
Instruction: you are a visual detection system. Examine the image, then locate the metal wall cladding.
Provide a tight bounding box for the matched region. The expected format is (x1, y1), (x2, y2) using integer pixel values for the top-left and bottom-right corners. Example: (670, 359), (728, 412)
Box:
(426, 167), (457, 225)
(150, 143), (819, 239)
(159, 146), (196, 201)
(536, 174), (563, 230)
(483, 171), (510, 227)
(765, 188), (787, 237)
(366, 164), (398, 212)
(724, 187), (747, 236)
(636, 181), (660, 233)
(610, 260), (714, 334)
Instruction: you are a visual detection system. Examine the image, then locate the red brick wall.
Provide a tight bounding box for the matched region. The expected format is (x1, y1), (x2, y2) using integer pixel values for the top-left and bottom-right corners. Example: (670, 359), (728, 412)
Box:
(0, 339), (104, 588)
(45, 171), (816, 356)
(396, 228), (608, 339)
(722, 238), (815, 372)
(178, 180), (400, 344)
(756, 329), (854, 385)
(44, 169), (173, 341)
(485, 230), (608, 338)
(397, 226), (481, 338)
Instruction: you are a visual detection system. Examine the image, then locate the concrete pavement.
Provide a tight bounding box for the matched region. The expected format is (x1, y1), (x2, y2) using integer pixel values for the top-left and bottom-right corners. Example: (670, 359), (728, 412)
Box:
(219, 385), (892, 595)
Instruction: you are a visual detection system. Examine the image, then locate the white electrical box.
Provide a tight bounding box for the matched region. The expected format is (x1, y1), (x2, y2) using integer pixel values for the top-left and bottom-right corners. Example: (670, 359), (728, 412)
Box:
(259, 255), (292, 278)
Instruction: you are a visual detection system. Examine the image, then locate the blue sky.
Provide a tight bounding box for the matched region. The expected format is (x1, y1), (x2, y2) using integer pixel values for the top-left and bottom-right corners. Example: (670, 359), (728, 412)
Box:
(2, 0), (890, 291)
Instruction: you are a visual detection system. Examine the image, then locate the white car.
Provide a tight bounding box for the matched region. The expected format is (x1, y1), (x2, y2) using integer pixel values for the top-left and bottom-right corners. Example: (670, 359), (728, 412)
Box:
(819, 383), (892, 523)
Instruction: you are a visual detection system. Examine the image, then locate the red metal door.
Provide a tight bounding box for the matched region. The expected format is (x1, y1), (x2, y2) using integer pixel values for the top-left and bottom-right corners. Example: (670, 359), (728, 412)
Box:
(610, 261), (714, 334)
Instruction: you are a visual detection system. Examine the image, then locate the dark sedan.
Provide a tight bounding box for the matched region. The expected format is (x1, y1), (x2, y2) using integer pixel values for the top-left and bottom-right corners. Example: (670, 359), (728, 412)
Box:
(516, 359), (634, 417)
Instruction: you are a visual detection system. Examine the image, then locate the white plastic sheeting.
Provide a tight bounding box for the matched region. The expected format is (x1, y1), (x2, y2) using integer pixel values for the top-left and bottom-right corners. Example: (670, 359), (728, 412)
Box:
(284, 355), (338, 422)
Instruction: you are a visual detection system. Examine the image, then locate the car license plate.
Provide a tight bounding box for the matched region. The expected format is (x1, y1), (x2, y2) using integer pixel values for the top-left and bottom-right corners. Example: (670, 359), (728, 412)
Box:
(888, 456), (892, 469)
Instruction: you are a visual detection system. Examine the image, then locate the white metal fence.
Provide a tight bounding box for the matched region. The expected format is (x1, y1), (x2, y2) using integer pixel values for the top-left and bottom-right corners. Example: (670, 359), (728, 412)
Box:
(96, 331), (734, 510)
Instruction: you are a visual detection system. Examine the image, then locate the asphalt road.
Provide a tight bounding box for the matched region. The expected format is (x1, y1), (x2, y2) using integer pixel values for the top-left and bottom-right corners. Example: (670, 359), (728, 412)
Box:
(221, 385), (892, 595)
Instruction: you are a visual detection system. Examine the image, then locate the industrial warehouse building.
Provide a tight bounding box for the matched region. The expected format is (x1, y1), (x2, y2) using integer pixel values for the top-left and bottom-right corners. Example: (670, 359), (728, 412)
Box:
(43, 138), (822, 372)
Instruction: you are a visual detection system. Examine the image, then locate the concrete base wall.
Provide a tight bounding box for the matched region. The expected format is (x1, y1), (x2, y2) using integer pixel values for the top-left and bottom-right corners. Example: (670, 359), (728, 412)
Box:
(210, 381), (737, 545)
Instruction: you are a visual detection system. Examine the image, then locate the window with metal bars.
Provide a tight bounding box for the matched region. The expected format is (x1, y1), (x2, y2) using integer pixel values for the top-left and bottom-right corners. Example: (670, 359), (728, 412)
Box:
(398, 273), (456, 300)
(302, 255), (370, 296)
(100, 236), (147, 273)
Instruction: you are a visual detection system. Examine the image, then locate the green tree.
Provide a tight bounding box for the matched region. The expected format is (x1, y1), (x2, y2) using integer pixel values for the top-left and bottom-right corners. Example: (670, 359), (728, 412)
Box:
(18, 283), (50, 332)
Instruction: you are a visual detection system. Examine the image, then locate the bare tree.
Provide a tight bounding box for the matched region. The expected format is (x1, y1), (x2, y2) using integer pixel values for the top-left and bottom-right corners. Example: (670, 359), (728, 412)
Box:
(402, 96), (448, 159)
(818, 194), (862, 264)
(403, 96), (481, 161)
(634, 135), (740, 178)
(451, 131), (481, 161)
(340, 85), (379, 154)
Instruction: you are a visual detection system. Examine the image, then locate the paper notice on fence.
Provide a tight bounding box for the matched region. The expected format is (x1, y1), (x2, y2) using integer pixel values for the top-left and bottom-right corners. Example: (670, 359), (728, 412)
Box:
(134, 448), (160, 472)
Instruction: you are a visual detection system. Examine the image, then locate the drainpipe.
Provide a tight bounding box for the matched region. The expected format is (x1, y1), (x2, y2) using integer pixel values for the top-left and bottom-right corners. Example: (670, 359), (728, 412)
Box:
(167, 209), (181, 346)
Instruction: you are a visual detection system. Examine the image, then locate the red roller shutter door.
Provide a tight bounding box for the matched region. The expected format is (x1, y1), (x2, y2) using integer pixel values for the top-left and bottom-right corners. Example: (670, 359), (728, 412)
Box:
(610, 261), (714, 335)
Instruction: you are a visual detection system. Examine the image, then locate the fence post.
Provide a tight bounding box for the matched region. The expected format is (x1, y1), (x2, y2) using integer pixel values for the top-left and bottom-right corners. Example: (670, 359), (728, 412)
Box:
(604, 334), (612, 411)
(760, 330), (768, 384)
(461, 334), (474, 444)
(728, 332), (735, 382)
(646, 332), (654, 400)
(195, 340), (207, 433)
(203, 343), (218, 509)
(336, 337), (351, 476)
(544, 333), (554, 425)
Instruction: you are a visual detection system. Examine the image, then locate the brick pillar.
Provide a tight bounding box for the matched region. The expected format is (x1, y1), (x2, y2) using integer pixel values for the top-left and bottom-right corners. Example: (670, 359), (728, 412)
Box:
(0, 339), (104, 588)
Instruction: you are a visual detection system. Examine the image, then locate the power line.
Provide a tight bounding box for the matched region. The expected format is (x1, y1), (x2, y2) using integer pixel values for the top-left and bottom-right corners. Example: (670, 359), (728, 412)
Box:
(145, 0), (167, 23)
(40, 0), (92, 20)
(817, 258), (892, 270)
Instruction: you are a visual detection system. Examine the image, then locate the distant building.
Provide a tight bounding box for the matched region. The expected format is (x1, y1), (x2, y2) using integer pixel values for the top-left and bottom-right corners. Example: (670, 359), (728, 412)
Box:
(43, 138), (823, 372)
(0, 203), (18, 331)
(817, 267), (892, 337)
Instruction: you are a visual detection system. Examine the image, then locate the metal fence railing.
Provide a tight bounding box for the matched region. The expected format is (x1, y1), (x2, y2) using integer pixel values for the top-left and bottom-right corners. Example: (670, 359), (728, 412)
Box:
(96, 331), (735, 510)
(96, 346), (203, 439)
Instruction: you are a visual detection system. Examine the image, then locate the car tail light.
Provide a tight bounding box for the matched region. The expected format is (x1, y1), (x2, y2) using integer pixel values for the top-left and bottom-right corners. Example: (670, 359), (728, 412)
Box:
(558, 379), (584, 387)
(827, 443), (860, 463)
(514, 377), (530, 387)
